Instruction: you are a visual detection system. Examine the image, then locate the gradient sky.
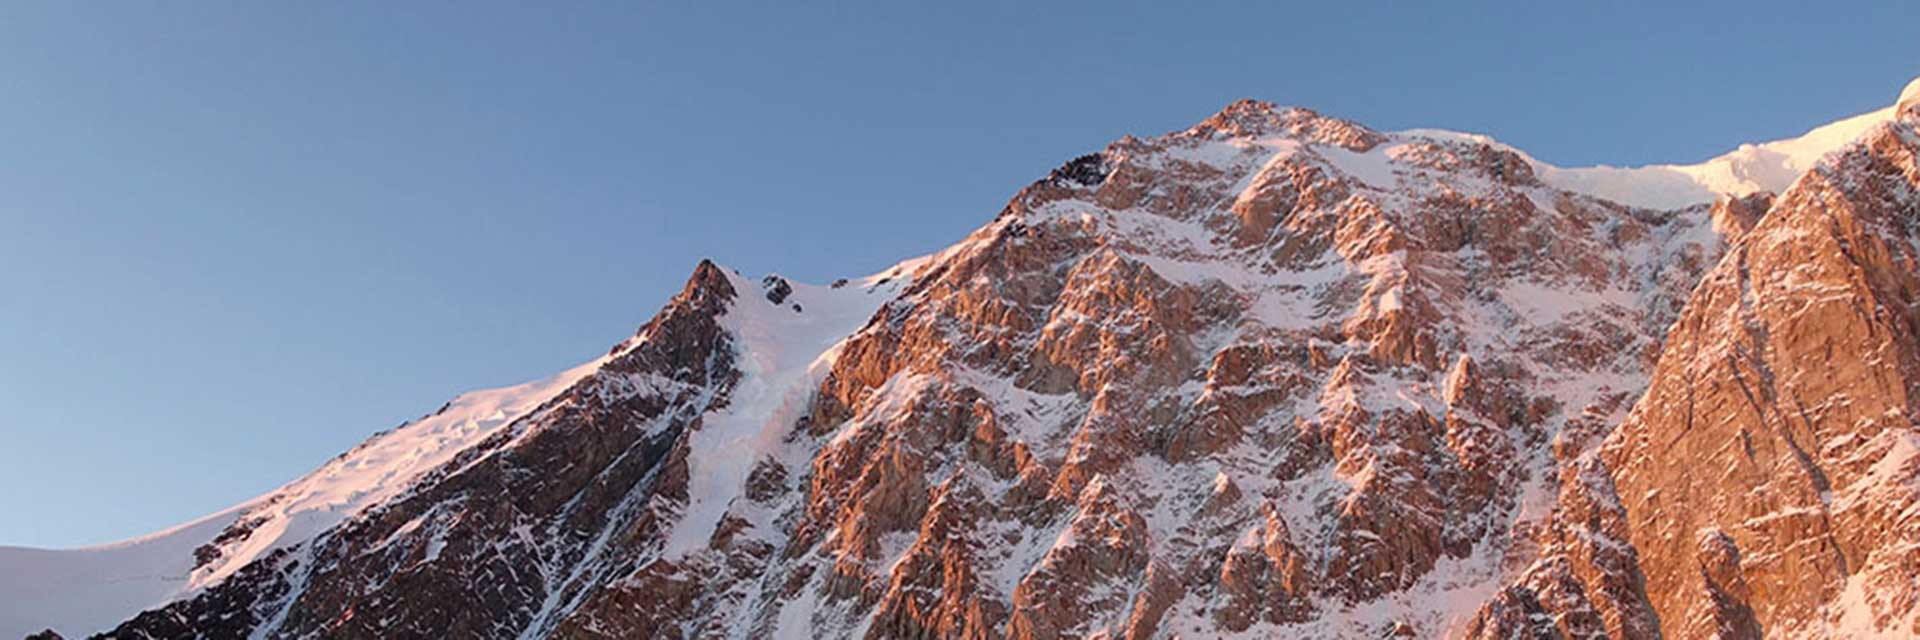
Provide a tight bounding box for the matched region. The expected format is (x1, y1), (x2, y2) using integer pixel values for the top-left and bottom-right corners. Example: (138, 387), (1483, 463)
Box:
(2, 2), (1915, 548)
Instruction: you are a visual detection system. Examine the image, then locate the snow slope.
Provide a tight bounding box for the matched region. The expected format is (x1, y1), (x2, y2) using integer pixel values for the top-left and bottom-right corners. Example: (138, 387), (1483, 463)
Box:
(663, 267), (910, 557)
(0, 510), (238, 639)
(0, 357), (610, 638)
(1545, 106), (1896, 209)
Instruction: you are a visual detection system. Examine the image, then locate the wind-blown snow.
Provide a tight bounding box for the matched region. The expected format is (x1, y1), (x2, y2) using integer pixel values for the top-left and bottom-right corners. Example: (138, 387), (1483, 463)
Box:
(0, 357), (610, 638)
(1405, 105), (1898, 210)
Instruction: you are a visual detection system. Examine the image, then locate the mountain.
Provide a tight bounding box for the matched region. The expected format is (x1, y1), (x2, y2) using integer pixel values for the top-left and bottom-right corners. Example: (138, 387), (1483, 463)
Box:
(6, 78), (1919, 640)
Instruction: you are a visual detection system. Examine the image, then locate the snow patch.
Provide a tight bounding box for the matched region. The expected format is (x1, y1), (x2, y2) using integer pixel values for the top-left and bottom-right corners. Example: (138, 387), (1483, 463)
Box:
(1318, 143), (1401, 189)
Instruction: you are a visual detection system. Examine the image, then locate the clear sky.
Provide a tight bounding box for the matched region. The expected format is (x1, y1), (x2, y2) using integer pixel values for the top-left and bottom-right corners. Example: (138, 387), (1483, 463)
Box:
(1, 2), (1914, 548)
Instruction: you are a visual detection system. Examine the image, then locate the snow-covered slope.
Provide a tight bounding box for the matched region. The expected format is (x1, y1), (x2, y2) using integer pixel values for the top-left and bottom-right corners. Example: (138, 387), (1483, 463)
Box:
(0, 511), (238, 639)
(0, 357), (609, 638)
(661, 269), (909, 558)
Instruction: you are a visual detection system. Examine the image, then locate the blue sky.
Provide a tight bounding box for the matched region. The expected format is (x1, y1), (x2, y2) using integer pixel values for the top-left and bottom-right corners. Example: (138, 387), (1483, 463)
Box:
(1, 2), (1914, 547)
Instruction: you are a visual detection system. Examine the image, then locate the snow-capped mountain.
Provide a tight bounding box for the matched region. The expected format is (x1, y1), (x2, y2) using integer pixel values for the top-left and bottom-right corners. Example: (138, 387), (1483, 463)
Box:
(7, 77), (1920, 640)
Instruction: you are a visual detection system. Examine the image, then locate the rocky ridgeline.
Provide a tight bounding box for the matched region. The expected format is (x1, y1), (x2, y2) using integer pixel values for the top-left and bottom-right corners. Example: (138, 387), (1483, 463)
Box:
(67, 80), (1920, 639)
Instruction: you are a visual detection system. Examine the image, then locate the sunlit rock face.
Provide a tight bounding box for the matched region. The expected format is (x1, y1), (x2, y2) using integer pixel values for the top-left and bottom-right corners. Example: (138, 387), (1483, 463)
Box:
(1465, 83), (1920, 640)
(48, 79), (1920, 640)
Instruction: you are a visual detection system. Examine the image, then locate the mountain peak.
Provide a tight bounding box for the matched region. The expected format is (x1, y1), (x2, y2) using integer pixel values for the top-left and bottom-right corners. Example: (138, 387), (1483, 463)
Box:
(1899, 75), (1920, 113)
(1208, 97), (1287, 121)
(1188, 98), (1385, 151)
(682, 258), (734, 300)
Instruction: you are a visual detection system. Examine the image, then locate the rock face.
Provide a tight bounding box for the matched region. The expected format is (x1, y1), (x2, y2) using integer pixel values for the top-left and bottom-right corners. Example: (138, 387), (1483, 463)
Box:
(29, 80), (1920, 639)
(1464, 85), (1920, 640)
